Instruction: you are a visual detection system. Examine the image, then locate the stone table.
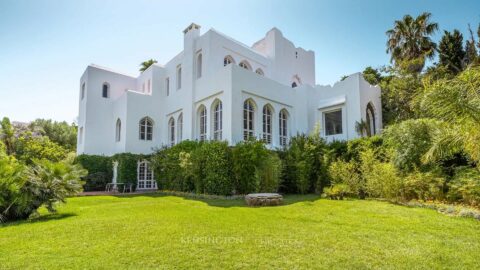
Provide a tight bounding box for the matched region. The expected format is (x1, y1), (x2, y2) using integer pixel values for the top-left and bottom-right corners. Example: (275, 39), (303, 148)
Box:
(245, 193), (283, 207)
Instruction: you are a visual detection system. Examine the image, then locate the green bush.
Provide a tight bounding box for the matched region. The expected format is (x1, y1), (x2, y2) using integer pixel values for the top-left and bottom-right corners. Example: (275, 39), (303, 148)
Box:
(257, 152), (282, 193)
(323, 184), (350, 200)
(75, 155), (112, 191)
(232, 140), (270, 194)
(328, 159), (363, 198)
(192, 141), (233, 195)
(448, 167), (480, 206)
(112, 153), (147, 188)
(361, 149), (402, 200)
(403, 169), (445, 201)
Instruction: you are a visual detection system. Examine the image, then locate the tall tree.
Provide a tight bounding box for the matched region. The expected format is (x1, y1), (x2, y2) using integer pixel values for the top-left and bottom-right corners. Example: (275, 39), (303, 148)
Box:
(464, 24), (478, 67)
(139, 59), (158, 72)
(0, 117), (16, 155)
(386, 12), (438, 73)
(29, 119), (77, 151)
(438, 30), (465, 74)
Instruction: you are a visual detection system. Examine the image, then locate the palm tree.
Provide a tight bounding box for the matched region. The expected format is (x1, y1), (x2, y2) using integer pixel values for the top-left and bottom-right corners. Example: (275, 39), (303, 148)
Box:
(386, 12), (438, 73)
(139, 59), (158, 72)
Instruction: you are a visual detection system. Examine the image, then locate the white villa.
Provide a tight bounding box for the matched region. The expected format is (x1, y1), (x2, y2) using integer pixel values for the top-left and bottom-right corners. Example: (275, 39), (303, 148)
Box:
(77, 23), (382, 157)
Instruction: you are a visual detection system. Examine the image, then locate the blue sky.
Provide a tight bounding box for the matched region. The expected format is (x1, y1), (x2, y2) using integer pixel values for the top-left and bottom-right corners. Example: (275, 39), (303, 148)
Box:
(0, 0), (479, 122)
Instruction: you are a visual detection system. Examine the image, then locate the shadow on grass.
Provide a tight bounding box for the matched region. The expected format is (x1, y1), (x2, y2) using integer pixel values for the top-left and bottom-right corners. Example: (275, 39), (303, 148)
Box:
(112, 192), (322, 208)
(1, 213), (77, 228)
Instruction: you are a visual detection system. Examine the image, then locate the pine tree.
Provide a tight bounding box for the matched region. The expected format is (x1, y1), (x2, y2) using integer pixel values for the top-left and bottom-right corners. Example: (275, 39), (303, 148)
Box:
(438, 30), (465, 74)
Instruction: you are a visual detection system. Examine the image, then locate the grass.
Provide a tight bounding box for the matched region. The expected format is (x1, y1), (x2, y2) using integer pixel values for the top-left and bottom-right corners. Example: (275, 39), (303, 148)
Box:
(1, 194), (480, 269)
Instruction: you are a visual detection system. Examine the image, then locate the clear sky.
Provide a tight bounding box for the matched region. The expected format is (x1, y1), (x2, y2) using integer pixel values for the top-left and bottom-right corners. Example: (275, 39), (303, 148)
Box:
(1, 0), (479, 123)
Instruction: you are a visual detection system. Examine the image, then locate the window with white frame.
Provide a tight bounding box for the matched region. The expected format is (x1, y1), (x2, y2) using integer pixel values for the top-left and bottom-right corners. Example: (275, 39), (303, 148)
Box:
(213, 100), (222, 140)
(224, 55), (235, 66)
(196, 53), (202, 79)
(81, 82), (85, 100)
(177, 113), (183, 142)
(262, 105), (272, 144)
(324, 109), (343, 136)
(115, 119), (121, 142)
(198, 106), (207, 141)
(243, 99), (255, 140)
(279, 109), (288, 147)
(102, 83), (109, 98)
(168, 117), (175, 146)
(139, 117), (153, 140)
(176, 65), (182, 89)
(137, 160), (156, 189)
(166, 77), (170, 96)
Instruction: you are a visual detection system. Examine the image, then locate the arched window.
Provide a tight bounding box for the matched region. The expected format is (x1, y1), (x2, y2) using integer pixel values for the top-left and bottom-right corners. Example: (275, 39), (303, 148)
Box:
(262, 105), (273, 144)
(243, 99), (255, 140)
(366, 103), (376, 136)
(137, 160), (156, 189)
(168, 117), (175, 146)
(115, 119), (121, 142)
(177, 113), (183, 142)
(255, 68), (264, 76)
(198, 105), (207, 141)
(81, 82), (85, 100)
(176, 65), (182, 89)
(102, 83), (109, 98)
(291, 75), (301, 88)
(196, 53), (202, 79)
(224, 55), (235, 66)
(279, 109), (288, 147)
(291, 82), (297, 88)
(239, 61), (252, 71)
(213, 100), (222, 140)
(139, 117), (153, 141)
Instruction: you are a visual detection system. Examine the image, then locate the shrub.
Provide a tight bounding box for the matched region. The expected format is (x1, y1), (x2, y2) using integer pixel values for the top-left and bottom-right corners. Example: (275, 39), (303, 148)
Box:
(323, 184), (350, 200)
(403, 169), (445, 201)
(15, 135), (68, 164)
(361, 149), (402, 200)
(112, 153), (148, 188)
(232, 140), (269, 194)
(75, 155), (112, 191)
(257, 152), (282, 193)
(448, 167), (480, 206)
(328, 159), (363, 197)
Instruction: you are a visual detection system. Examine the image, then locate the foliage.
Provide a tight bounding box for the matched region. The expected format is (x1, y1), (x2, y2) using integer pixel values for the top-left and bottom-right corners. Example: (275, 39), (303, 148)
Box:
(361, 149), (402, 200)
(29, 119), (77, 151)
(403, 169), (445, 201)
(15, 134), (68, 164)
(75, 155), (113, 191)
(323, 184), (350, 200)
(362, 66), (382, 85)
(438, 30), (465, 74)
(0, 145), (25, 223)
(112, 153), (147, 187)
(464, 24), (478, 67)
(139, 59), (158, 72)
(257, 152), (282, 193)
(328, 160), (362, 197)
(448, 167), (480, 206)
(386, 12), (438, 73)
(0, 117), (16, 155)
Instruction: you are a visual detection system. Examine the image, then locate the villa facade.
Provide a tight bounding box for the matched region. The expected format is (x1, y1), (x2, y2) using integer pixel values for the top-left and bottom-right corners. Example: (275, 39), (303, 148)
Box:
(77, 23), (382, 157)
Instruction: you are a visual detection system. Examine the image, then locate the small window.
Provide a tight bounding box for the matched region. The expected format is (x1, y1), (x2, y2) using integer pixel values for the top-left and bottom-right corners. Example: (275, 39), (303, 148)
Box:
(102, 83), (109, 98)
(139, 117), (153, 141)
(166, 78), (170, 96)
(239, 61), (251, 71)
(243, 99), (255, 140)
(262, 105), (272, 144)
(279, 109), (288, 146)
(177, 113), (183, 142)
(115, 119), (121, 142)
(81, 83), (85, 100)
(224, 55), (235, 66)
(196, 53), (202, 79)
(295, 51), (298, 59)
(176, 66), (182, 90)
(255, 68), (264, 76)
(168, 117), (175, 146)
(213, 100), (222, 140)
(291, 82), (297, 88)
(325, 110), (343, 136)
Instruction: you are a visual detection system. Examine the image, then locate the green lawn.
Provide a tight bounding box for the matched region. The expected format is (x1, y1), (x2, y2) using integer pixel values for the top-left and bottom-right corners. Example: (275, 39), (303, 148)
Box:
(1, 194), (479, 269)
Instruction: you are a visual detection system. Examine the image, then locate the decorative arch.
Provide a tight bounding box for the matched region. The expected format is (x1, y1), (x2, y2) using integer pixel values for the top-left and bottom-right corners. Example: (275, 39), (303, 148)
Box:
(239, 60), (252, 71)
(255, 68), (264, 76)
(211, 99), (223, 140)
(177, 113), (183, 142)
(279, 109), (289, 147)
(139, 117), (153, 141)
(262, 104), (274, 144)
(243, 99), (256, 140)
(197, 105), (207, 141)
(168, 117), (175, 146)
(366, 102), (376, 136)
(223, 55), (235, 66)
(102, 82), (110, 98)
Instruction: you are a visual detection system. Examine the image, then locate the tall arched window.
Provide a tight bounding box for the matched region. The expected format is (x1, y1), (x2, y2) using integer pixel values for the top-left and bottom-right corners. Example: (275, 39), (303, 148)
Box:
(139, 117), (153, 141)
(168, 117), (175, 146)
(366, 103), (376, 136)
(243, 99), (255, 140)
(224, 55), (235, 66)
(255, 68), (264, 76)
(239, 60), (252, 71)
(115, 119), (121, 142)
(137, 160), (156, 189)
(196, 53), (202, 79)
(279, 109), (288, 147)
(262, 105), (273, 144)
(213, 100), (223, 140)
(177, 113), (183, 142)
(198, 105), (207, 141)
(81, 82), (85, 100)
(176, 65), (182, 89)
(102, 83), (109, 98)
